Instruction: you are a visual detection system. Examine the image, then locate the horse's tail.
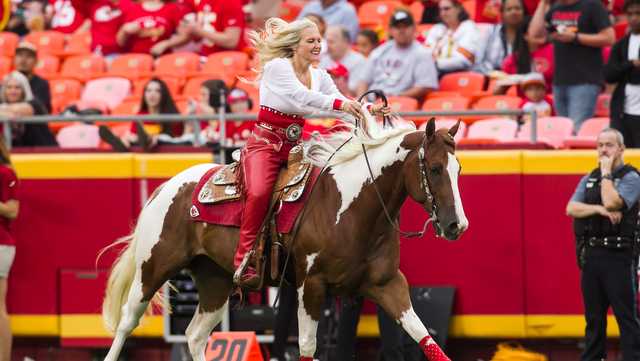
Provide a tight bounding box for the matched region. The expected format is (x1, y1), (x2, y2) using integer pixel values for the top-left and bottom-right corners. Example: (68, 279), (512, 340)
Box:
(101, 231), (138, 334)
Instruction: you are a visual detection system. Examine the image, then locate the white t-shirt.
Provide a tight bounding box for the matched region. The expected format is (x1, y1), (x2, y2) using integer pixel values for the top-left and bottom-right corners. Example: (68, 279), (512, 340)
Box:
(319, 50), (366, 92)
(625, 33), (640, 115)
(426, 20), (481, 72)
(358, 40), (439, 96)
(259, 58), (352, 121)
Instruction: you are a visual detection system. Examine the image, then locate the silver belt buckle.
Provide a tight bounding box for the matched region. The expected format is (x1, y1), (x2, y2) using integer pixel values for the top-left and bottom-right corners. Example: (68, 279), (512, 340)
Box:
(285, 123), (302, 142)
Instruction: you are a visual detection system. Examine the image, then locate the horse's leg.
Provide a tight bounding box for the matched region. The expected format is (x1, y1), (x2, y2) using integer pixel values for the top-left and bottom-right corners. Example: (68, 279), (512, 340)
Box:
(185, 256), (233, 361)
(104, 271), (149, 361)
(297, 274), (326, 361)
(366, 270), (450, 361)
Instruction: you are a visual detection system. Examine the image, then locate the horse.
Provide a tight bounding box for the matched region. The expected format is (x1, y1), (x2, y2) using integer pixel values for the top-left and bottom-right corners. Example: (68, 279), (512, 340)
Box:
(100, 114), (469, 361)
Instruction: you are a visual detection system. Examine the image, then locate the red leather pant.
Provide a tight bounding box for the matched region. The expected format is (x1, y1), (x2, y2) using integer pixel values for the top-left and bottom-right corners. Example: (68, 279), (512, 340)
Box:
(234, 126), (297, 269)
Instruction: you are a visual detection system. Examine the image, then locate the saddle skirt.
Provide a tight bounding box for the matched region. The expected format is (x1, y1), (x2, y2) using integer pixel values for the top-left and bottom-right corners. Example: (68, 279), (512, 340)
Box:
(190, 146), (321, 234)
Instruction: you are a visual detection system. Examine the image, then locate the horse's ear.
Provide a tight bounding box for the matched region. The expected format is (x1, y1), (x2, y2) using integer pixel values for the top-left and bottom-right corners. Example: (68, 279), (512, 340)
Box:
(449, 119), (461, 138)
(425, 118), (436, 140)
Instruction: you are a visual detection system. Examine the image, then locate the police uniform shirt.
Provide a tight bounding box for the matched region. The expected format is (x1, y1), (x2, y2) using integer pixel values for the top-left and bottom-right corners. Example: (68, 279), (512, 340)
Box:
(570, 165), (640, 208)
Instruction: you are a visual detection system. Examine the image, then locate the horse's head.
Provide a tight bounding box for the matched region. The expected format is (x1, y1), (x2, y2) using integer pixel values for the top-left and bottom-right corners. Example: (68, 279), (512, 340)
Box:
(404, 118), (468, 240)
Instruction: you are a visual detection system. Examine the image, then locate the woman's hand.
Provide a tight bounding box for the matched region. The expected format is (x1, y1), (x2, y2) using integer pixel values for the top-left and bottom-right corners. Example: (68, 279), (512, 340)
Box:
(121, 21), (141, 35)
(340, 100), (364, 120)
(370, 103), (391, 117)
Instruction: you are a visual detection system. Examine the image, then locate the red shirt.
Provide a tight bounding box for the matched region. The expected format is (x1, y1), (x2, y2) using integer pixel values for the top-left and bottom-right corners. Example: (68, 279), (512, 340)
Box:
(502, 43), (554, 93)
(182, 0), (247, 55)
(0, 165), (19, 246)
(122, 2), (183, 55)
(48, 0), (87, 34)
(75, 0), (133, 55)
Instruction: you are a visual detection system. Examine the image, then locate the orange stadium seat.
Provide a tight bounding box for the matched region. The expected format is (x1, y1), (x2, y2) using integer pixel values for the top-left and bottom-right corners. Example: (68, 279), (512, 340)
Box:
(198, 51), (249, 86)
(57, 54), (107, 82)
(435, 72), (486, 97)
(563, 117), (609, 149)
(62, 31), (91, 56)
(176, 99), (190, 114)
(154, 52), (200, 78)
(182, 76), (211, 99)
(79, 77), (131, 111)
(465, 118), (518, 142)
(279, 2), (302, 22)
(594, 93), (610, 117)
(107, 54), (154, 80)
(33, 54), (60, 79)
(469, 95), (521, 122)
(516, 116), (574, 148)
(0, 56), (12, 79)
(422, 96), (470, 111)
(410, 2), (424, 23)
(132, 76), (182, 100)
(387, 96), (418, 112)
(24, 30), (65, 55)
(111, 99), (141, 115)
(56, 123), (100, 148)
(50, 78), (83, 113)
(358, 1), (404, 30)
(0, 32), (19, 57)
(234, 81), (260, 112)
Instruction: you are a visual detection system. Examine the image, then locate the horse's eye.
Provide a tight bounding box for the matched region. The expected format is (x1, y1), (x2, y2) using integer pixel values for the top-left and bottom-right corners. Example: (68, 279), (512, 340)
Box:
(430, 166), (442, 175)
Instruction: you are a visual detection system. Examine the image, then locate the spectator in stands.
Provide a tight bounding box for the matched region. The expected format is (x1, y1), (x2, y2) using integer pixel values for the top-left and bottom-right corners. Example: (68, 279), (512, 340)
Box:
(99, 78), (179, 151)
(355, 29), (379, 58)
(13, 42), (51, 114)
(0, 71), (56, 147)
(75, 0), (132, 57)
(226, 87), (254, 146)
(425, 0), (481, 75)
(529, 0), (615, 130)
(604, 0), (640, 148)
(327, 63), (351, 97)
(46, 0), (89, 35)
(7, 0), (46, 36)
(116, 0), (184, 56)
(248, 0), (282, 29)
(162, 0), (247, 56)
(0, 137), (18, 361)
(520, 72), (554, 119)
(474, 0), (528, 74)
(501, 18), (555, 90)
(297, 0), (359, 42)
(320, 25), (366, 96)
(356, 10), (438, 101)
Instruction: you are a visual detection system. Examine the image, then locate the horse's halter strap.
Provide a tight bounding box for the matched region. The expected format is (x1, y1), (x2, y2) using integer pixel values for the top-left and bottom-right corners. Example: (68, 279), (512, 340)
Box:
(360, 134), (435, 239)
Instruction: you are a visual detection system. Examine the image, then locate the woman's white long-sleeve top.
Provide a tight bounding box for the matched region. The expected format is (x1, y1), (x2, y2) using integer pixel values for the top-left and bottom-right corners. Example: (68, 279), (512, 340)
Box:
(259, 57), (353, 121)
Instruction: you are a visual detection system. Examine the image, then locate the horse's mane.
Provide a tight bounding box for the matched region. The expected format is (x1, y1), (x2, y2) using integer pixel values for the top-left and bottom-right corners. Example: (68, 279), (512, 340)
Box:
(304, 107), (417, 167)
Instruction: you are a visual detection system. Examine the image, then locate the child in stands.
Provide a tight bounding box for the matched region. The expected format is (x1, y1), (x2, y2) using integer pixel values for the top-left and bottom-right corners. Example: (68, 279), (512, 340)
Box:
(520, 72), (553, 120)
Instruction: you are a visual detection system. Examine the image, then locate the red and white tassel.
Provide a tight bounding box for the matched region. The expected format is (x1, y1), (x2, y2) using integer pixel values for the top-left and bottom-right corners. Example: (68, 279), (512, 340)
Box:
(419, 336), (451, 361)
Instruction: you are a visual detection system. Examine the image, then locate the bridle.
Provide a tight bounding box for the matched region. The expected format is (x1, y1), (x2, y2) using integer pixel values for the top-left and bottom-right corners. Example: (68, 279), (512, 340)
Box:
(356, 90), (438, 238)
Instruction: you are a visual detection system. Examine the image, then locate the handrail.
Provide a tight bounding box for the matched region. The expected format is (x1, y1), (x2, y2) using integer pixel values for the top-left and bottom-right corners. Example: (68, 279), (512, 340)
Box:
(0, 108), (538, 156)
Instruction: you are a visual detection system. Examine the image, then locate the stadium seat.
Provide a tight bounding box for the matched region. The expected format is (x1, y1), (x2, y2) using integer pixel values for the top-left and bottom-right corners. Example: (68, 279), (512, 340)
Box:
(434, 72), (486, 97)
(154, 52), (200, 78)
(0, 56), (11, 79)
(594, 93), (610, 117)
(111, 100), (141, 115)
(56, 123), (100, 148)
(24, 30), (65, 55)
(422, 96), (470, 111)
(132, 76), (182, 99)
(107, 54), (153, 80)
(358, 1), (404, 30)
(34, 54), (60, 79)
(62, 31), (91, 56)
(234, 81), (260, 112)
(176, 99), (190, 114)
(418, 118), (466, 142)
(79, 77), (131, 111)
(472, 95), (521, 111)
(50, 78), (83, 113)
(98, 124), (131, 150)
(279, 2), (302, 21)
(388, 96), (418, 112)
(563, 117), (609, 149)
(410, 2), (424, 23)
(182, 76), (211, 99)
(465, 118), (518, 142)
(0, 32), (19, 57)
(516, 116), (574, 148)
(198, 51), (249, 86)
(57, 54), (107, 82)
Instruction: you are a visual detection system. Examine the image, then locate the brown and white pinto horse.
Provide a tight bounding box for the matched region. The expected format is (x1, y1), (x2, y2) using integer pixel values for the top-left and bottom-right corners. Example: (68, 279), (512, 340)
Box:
(101, 115), (468, 361)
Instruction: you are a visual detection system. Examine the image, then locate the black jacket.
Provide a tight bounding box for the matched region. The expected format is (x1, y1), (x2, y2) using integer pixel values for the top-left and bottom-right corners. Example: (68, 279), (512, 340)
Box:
(28, 74), (51, 114)
(603, 34), (640, 122)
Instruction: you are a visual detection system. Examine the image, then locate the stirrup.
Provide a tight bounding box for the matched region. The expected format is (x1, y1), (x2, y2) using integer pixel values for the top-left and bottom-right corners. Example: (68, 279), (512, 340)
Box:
(233, 250), (261, 290)
(233, 250), (253, 284)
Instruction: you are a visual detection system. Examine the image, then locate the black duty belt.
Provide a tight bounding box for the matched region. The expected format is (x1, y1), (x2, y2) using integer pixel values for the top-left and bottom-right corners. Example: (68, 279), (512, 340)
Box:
(587, 236), (633, 249)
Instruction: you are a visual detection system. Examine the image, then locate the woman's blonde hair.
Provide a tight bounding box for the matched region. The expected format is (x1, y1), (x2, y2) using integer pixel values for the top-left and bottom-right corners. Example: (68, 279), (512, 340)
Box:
(1, 71), (34, 103)
(249, 17), (319, 78)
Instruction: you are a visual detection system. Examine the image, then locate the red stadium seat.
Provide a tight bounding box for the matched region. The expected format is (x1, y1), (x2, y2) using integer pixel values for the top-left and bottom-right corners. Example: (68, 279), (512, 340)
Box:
(434, 72), (486, 97)
(24, 30), (65, 55)
(111, 100), (141, 116)
(465, 118), (518, 142)
(0, 56), (12, 79)
(594, 93), (610, 117)
(57, 54), (107, 82)
(50, 78), (83, 113)
(182, 76), (212, 100)
(107, 54), (154, 80)
(563, 117), (609, 149)
(79, 77), (131, 111)
(516, 116), (574, 148)
(62, 31), (91, 56)
(34, 54), (60, 79)
(0, 32), (19, 57)
(154, 52), (200, 78)
(358, 1), (404, 30)
(387, 96), (418, 112)
(279, 2), (302, 21)
(56, 123), (100, 148)
(469, 95), (521, 122)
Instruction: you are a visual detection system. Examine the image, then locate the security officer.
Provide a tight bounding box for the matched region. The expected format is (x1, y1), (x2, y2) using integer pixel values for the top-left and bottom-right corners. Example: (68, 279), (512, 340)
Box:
(567, 128), (640, 361)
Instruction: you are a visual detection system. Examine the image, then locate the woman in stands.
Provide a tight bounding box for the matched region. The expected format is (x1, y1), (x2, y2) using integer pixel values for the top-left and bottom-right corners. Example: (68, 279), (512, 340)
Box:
(233, 17), (389, 288)
(115, 0), (184, 56)
(473, 0), (528, 74)
(425, 0), (481, 75)
(0, 136), (19, 361)
(99, 77), (179, 151)
(0, 71), (56, 147)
